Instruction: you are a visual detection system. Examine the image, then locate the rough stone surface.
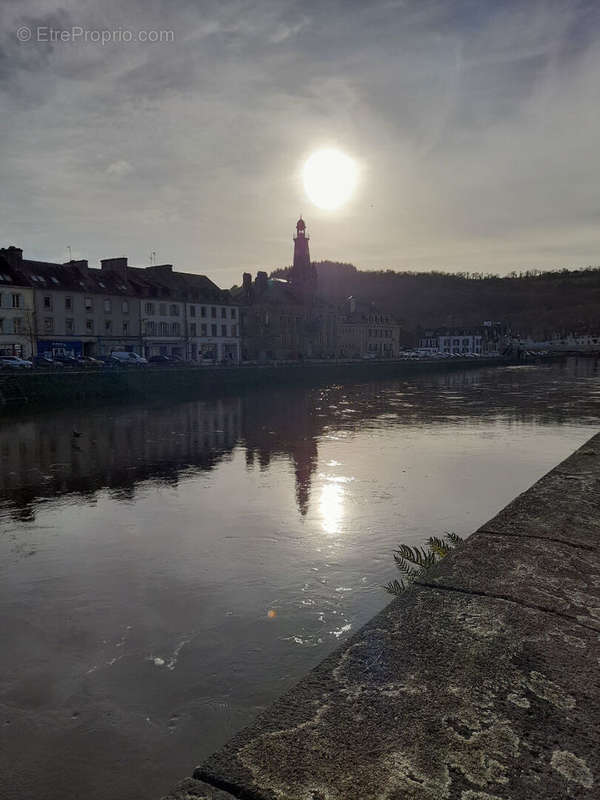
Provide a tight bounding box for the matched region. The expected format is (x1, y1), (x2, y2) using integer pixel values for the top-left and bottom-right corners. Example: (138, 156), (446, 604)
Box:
(161, 777), (238, 799)
(478, 462), (600, 551)
(417, 531), (600, 630)
(173, 433), (600, 800)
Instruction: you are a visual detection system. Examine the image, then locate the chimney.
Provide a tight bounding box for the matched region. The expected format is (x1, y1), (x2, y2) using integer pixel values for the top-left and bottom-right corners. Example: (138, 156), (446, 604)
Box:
(0, 246), (23, 267)
(242, 272), (253, 297)
(64, 259), (88, 274)
(101, 257), (128, 278)
(255, 271), (268, 296)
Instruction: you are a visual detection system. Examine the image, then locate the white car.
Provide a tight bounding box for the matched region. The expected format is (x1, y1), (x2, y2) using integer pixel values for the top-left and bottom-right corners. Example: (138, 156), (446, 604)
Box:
(109, 351), (148, 365)
(0, 356), (33, 369)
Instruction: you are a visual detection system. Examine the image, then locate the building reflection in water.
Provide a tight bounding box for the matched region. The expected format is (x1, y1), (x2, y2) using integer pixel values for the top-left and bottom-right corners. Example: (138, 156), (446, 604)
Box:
(0, 398), (242, 521)
(0, 358), (598, 522)
(241, 391), (319, 516)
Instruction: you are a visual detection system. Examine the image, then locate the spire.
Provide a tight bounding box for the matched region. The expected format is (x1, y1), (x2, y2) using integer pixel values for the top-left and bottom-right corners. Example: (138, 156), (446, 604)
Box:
(290, 216), (316, 301)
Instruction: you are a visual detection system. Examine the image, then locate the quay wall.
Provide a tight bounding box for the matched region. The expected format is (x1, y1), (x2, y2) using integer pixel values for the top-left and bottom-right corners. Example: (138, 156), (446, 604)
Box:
(0, 357), (508, 413)
(166, 432), (600, 800)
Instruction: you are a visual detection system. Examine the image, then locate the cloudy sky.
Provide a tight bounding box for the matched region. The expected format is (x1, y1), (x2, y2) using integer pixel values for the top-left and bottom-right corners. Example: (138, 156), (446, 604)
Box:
(1, 0), (599, 287)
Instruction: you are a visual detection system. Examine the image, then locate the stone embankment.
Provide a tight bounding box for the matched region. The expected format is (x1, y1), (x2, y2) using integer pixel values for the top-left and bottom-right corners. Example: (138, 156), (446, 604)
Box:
(165, 433), (600, 800)
(0, 357), (506, 412)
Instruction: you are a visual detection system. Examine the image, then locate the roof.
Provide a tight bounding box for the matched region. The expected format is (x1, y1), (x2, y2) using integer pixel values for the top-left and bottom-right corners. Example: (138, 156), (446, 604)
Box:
(0, 251), (234, 303)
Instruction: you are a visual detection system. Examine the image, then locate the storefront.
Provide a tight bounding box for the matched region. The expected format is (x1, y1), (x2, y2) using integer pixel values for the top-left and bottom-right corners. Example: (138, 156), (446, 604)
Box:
(37, 340), (83, 358)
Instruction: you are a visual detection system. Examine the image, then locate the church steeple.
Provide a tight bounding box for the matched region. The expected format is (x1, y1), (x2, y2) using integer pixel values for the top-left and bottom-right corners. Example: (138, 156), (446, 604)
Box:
(290, 216), (317, 301)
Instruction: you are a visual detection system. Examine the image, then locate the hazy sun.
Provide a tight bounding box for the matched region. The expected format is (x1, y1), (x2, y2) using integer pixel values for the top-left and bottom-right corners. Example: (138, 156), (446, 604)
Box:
(303, 148), (358, 210)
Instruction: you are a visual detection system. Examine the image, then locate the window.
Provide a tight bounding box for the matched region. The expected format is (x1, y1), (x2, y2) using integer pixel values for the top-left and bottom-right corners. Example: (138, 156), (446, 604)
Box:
(65, 296), (72, 310)
(232, 324), (237, 337)
(211, 323), (217, 336)
(201, 306), (206, 318)
(86, 319), (94, 332)
(43, 296), (52, 309)
(170, 304), (179, 316)
(104, 320), (112, 332)
(159, 303), (167, 316)
(201, 323), (207, 336)
(145, 321), (156, 335)
(85, 297), (93, 311)
(13, 318), (22, 334)
(171, 322), (180, 336)
(123, 321), (129, 335)
(0, 319), (3, 333)
(104, 299), (112, 313)
(145, 302), (155, 315)
(122, 300), (129, 314)
(211, 307), (216, 318)
(43, 317), (54, 333)
(221, 324), (227, 337)
(66, 318), (74, 334)
(221, 308), (227, 318)
(189, 305), (196, 317)
(231, 308), (236, 319)
(190, 323), (197, 336)
(159, 322), (168, 336)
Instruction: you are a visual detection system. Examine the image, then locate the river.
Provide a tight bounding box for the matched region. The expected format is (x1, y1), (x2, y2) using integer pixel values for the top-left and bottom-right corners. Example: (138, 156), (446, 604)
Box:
(0, 358), (598, 800)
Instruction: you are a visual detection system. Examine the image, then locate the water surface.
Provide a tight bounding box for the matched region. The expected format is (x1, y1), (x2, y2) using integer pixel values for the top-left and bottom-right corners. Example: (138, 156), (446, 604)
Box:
(0, 359), (598, 800)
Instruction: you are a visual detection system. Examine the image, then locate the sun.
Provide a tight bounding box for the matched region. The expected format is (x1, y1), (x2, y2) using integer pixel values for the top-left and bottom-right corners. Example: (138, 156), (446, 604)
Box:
(303, 148), (358, 210)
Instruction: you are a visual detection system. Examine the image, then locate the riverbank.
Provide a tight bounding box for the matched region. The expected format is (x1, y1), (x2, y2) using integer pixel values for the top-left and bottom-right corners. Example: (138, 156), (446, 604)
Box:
(0, 357), (509, 413)
(169, 432), (600, 800)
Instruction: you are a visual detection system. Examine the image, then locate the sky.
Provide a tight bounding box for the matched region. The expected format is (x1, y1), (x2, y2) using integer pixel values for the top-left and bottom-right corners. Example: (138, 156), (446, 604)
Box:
(2, 0), (600, 288)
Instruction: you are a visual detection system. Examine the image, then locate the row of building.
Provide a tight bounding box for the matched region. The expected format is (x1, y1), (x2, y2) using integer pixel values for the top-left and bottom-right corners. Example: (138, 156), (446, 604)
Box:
(417, 322), (507, 356)
(0, 218), (408, 363)
(0, 247), (241, 362)
(1, 218), (521, 364)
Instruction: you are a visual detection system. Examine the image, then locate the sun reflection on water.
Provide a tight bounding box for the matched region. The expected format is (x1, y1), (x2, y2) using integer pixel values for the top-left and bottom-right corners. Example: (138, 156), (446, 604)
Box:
(319, 480), (346, 535)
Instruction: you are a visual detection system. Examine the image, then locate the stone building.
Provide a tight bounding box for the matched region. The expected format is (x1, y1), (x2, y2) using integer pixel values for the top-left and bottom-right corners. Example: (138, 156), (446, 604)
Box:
(418, 323), (505, 355)
(336, 297), (404, 358)
(136, 264), (240, 362)
(0, 250), (36, 358)
(235, 218), (337, 361)
(0, 247), (240, 362)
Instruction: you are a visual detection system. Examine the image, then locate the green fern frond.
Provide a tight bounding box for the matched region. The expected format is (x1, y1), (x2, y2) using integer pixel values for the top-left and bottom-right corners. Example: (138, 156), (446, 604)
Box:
(393, 544), (436, 568)
(386, 531), (465, 598)
(392, 553), (421, 579)
(384, 578), (407, 597)
(427, 536), (451, 558)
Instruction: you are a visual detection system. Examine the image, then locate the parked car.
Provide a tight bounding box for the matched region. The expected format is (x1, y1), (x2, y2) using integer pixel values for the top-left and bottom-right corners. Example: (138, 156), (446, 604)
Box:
(0, 356), (33, 369)
(110, 351), (148, 366)
(52, 354), (78, 367)
(33, 355), (64, 368)
(148, 355), (172, 364)
(76, 356), (104, 367)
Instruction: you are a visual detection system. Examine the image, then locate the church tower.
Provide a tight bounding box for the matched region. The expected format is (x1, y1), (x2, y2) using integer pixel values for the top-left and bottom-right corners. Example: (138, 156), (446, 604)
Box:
(290, 217), (317, 301)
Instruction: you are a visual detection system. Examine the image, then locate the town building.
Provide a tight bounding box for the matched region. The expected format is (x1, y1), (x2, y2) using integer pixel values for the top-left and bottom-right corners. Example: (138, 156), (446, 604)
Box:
(136, 264), (240, 362)
(235, 218), (337, 361)
(337, 297), (403, 358)
(418, 323), (505, 356)
(0, 247), (240, 362)
(0, 251), (36, 358)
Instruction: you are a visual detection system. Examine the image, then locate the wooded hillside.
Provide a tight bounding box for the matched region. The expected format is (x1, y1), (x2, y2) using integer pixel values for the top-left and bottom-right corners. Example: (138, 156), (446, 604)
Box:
(271, 262), (600, 335)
